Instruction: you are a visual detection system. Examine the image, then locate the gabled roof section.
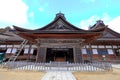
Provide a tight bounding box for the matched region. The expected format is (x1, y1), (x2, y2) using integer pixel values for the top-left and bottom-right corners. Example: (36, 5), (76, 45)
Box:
(90, 20), (106, 30)
(13, 13), (106, 34)
(0, 27), (24, 41)
(38, 12), (83, 31)
(102, 27), (120, 38)
(89, 20), (120, 39)
(13, 25), (33, 32)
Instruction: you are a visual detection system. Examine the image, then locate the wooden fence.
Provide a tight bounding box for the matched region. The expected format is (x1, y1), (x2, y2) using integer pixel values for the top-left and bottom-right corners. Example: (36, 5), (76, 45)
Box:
(0, 61), (112, 72)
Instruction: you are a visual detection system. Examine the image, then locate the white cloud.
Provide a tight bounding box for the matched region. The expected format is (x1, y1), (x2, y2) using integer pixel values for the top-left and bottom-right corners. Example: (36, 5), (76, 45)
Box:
(107, 16), (120, 33)
(79, 13), (120, 33)
(28, 11), (34, 18)
(0, 0), (28, 28)
(39, 3), (49, 12)
(80, 15), (99, 30)
(39, 7), (44, 12)
(102, 13), (111, 22)
(80, 13), (111, 30)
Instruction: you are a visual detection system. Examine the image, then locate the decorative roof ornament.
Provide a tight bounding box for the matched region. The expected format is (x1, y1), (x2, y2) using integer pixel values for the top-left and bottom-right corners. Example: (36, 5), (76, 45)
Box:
(55, 11), (66, 20)
(96, 20), (104, 24)
(96, 20), (105, 27)
(89, 20), (106, 30)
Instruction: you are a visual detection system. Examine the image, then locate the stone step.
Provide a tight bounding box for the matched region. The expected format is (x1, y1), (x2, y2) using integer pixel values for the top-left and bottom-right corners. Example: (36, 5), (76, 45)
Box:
(41, 71), (76, 80)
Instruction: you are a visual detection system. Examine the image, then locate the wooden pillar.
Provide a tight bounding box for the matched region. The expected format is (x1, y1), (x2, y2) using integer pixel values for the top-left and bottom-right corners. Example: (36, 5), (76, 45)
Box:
(27, 43), (32, 60)
(36, 44), (46, 62)
(74, 47), (83, 63)
(89, 43), (93, 62)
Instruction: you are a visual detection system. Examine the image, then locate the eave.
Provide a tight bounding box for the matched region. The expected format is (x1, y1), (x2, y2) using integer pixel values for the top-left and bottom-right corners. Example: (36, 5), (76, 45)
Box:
(13, 25), (105, 33)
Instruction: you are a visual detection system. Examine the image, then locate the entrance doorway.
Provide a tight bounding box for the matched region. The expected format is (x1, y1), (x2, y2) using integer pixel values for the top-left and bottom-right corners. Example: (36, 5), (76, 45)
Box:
(54, 50), (66, 61)
(46, 48), (74, 62)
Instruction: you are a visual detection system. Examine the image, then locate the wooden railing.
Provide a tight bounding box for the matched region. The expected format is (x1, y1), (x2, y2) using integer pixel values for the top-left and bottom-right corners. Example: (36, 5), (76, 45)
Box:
(0, 61), (112, 72)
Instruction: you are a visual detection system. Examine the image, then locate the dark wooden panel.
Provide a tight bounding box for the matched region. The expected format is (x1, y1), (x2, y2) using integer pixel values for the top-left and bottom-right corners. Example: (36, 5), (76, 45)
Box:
(36, 47), (46, 62)
(74, 47), (83, 63)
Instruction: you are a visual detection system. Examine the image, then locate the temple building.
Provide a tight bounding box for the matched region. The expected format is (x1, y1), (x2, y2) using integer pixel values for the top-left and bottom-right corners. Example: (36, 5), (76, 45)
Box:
(0, 13), (120, 63)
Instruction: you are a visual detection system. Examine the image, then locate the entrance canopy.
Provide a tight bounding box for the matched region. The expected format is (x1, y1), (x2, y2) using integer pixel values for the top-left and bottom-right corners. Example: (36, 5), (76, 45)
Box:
(13, 12), (106, 44)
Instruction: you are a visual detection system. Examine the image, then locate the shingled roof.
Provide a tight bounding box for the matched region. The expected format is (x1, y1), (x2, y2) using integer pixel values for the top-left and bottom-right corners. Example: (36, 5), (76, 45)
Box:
(0, 27), (24, 41)
(13, 12), (106, 34)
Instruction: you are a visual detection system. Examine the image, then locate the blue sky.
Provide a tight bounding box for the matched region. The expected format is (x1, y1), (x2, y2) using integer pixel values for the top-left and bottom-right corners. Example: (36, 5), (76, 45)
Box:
(0, 0), (120, 33)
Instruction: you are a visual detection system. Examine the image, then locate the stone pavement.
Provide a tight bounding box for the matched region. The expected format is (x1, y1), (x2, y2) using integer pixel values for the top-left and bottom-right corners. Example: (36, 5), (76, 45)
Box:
(41, 71), (76, 80)
(112, 64), (120, 68)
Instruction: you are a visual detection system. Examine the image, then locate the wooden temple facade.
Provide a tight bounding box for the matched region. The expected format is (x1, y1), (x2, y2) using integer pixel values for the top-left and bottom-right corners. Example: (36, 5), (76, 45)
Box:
(0, 13), (120, 63)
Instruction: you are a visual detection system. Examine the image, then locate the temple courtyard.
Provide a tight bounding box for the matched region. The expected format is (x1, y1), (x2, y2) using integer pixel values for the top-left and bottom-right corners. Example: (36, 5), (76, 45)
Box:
(0, 64), (120, 80)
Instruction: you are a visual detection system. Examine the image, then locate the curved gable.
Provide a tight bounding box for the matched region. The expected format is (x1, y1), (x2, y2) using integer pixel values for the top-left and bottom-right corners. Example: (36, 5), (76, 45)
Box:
(39, 13), (83, 31)
(102, 27), (120, 38)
